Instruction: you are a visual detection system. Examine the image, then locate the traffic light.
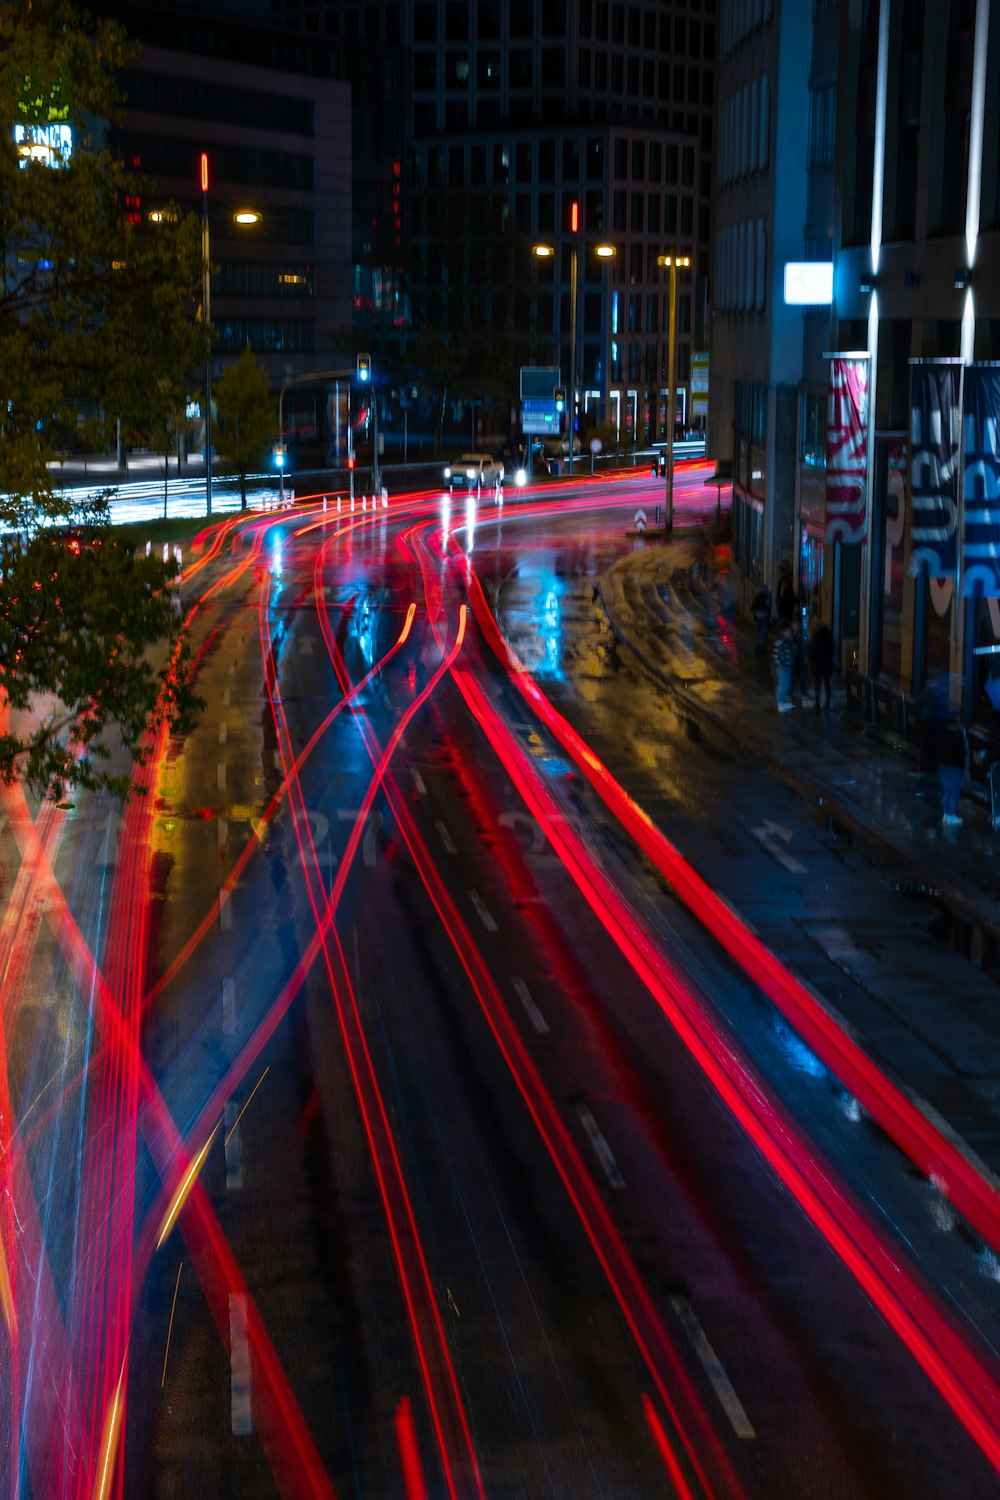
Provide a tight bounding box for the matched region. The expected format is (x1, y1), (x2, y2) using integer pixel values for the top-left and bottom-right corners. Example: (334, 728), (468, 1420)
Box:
(554, 386), (566, 413)
(357, 353), (371, 383)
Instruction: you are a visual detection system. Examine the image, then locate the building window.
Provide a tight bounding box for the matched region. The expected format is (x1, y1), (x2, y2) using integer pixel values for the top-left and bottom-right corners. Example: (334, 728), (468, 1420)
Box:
(808, 83), (836, 167)
(800, 391), (827, 467)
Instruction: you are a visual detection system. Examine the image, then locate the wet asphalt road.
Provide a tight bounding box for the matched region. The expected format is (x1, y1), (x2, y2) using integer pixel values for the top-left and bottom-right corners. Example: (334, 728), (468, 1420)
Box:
(4, 479), (999, 1499)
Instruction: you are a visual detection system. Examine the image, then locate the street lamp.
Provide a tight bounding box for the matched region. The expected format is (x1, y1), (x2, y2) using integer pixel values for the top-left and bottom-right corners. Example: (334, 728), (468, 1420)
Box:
(200, 153), (213, 516)
(657, 253), (691, 535)
(534, 200), (581, 475)
(595, 244), (617, 429)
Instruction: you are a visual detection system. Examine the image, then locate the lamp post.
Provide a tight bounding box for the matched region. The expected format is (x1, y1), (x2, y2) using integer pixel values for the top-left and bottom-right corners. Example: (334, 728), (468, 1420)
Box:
(657, 253), (690, 535)
(534, 201), (582, 475)
(595, 244), (616, 430)
(200, 153), (213, 515)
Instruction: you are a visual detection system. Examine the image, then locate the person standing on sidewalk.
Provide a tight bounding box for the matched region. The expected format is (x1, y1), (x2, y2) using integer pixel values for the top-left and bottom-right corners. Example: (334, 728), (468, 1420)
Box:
(775, 566), (797, 629)
(751, 584), (773, 655)
(935, 716), (967, 826)
(773, 623), (796, 711)
(809, 622), (836, 709)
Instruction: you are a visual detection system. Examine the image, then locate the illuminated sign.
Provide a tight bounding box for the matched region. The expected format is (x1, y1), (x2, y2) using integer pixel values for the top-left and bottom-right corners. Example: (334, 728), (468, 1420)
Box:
(783, 262), (833, 305)
(14, 122), (73, 168)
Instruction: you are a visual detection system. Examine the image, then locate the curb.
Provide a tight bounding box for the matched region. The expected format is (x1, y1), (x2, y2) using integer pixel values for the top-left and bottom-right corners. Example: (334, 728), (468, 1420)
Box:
(598, 570), (1000, 945)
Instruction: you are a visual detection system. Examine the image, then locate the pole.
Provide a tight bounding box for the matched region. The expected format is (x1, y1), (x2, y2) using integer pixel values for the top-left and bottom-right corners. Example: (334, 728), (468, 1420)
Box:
(201, 174), (213, 517)
(277, 384), (286, 505)
(569, 241), (578, 476)
(665, 258), (677, 536)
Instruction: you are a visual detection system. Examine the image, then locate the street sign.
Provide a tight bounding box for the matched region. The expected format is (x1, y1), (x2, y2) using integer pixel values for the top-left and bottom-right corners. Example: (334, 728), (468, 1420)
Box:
(522, 398), (560, 436)
(634, 507), (647, 532)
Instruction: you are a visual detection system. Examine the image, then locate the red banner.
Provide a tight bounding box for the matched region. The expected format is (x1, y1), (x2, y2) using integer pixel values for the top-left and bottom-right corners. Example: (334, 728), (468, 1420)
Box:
(825, 355), (870, 544)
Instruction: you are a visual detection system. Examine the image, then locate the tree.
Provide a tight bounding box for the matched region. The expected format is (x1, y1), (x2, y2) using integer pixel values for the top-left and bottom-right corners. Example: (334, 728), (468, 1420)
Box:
(214, 348), (275, 509)
(0, 2), (205, 797)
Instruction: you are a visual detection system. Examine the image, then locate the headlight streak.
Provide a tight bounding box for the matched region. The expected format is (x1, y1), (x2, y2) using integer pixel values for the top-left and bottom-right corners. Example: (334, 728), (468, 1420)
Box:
(264, 564), (484, 1500)
(155, 1126), (219, 1250)
(420, 530), (1000, 1474)
(453, 543), (1000, 1269)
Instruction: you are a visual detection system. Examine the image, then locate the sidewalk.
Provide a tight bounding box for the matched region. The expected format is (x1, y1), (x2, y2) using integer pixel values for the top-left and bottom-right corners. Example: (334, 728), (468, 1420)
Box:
(600, 535), (1000, 943)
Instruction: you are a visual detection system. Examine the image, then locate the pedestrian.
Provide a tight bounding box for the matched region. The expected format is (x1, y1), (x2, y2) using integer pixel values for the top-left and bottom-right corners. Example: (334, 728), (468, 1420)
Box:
(792, 617), (809, 700)
(809, 622), (836, 709)
(773, 623), (796, 711)
(775, 567), (797, 629)
(935, 715), (967, 826)
(751, 584), (773, 655)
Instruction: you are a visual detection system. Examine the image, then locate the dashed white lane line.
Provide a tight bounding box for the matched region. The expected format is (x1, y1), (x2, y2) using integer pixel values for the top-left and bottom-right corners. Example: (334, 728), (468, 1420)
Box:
(273, 750), (283, 772)
(468, 888), (497, 933)
(222, 976), (236, 1035)
(576, 1102), (625, 1189)
(218, 816), (228, 853)
(219, 893), (232, 931)
(224, 1102), (243, 1190)
(670, 1294), (756, 1439)
(222, 687), (231, 707)
(228, 659), (236, 676)
(411, 768), (427, 796)
(217, 762), (227, 792)
(219, 722), (228, 746)
(512, 976), (549, 1034)
(229, 1292), (252, 1434)
(435, 819), (457, 855)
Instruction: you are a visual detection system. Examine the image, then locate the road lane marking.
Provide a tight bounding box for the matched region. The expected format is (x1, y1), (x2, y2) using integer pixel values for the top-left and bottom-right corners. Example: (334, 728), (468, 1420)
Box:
(468, 889), (497, 932)
(435, 819), (456, 855)
(273, 750), (282, 772)
(217, 762), (227, 792)
(669, 1294), (755, 1438)
(512, 976), (549, 1034)
(751, 819), (806, 874)
(222, 687), (231, 707)
(219, 722), (228, 746)
(228, 659), (236, 675)
(219, 893), (232, 931)
(229, 1292), (253, 1434)
(576, 1102), (624, 1188)
(224, 1102), (243, 1189)
(218, 816), (228, 853)
(222, 976), (236, 1034)
(411, 768), (427, 795)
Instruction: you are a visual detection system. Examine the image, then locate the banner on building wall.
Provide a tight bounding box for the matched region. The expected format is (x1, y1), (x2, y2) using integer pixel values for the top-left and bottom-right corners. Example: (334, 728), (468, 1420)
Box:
(908, 361), (961, 579)
(824, 355), (869, 544)
(961, 363), (1000, 598)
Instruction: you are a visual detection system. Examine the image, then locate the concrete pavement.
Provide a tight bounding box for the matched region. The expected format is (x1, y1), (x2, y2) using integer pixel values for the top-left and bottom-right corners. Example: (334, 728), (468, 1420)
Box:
(600, 533), (1000, 943)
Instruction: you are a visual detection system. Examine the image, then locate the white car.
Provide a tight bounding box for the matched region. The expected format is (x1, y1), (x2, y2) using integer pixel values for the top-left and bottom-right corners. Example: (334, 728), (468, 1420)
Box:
(443, 452), (504, 492)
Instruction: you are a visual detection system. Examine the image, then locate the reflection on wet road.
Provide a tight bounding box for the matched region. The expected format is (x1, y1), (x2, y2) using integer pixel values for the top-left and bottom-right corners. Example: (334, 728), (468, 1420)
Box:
(3, 467), (999, 1499)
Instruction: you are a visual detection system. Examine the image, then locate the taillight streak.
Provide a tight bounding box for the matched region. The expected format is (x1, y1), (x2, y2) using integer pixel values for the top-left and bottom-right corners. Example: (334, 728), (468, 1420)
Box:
(264, 570), (485, 1500)
(453, 545), (1000, 1269)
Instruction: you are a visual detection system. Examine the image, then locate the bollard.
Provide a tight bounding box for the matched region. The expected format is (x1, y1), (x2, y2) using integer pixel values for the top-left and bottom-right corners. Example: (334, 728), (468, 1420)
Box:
(145, 540), (151, 557)
(323, 495), (327, 511)
(337, 497), (341, 512)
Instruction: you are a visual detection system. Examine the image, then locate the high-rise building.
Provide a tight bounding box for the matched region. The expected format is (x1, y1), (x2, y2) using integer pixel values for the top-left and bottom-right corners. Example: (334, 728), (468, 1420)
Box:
(271, 0), (717, 448)
(714, 0), (1000, 761)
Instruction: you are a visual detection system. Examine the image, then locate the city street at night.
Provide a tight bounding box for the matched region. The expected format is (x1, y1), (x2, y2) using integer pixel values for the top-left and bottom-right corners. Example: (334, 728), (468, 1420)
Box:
(4, 468), (1000, 1499)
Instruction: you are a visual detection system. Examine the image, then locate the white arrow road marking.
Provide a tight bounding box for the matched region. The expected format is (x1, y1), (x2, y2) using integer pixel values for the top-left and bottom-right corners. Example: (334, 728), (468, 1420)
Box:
(751, 820), (806, 874)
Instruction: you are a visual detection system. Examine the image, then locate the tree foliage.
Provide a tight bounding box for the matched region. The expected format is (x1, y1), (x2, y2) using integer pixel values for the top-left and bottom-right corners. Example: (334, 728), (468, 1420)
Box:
(215, 348), (275, 508)
(0, 2), (206, 797)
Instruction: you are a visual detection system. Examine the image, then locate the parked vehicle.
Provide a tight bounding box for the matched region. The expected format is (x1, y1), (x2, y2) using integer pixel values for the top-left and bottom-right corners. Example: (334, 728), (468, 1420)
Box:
(443, 452), (504, 492)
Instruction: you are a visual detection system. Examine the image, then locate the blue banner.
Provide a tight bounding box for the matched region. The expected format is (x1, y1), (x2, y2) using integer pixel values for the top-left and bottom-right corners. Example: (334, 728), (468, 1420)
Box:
(962, 364), (1000, 598)
(908, 362), (960, 578)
